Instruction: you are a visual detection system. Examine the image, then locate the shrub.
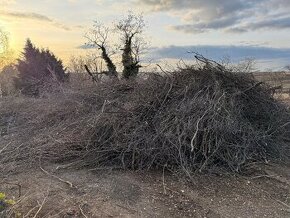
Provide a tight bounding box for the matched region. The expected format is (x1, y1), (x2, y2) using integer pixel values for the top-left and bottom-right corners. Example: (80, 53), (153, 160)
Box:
(0, 65), (19, 97)
(15, 39), (67, 96)
(0, 192), (16, 217)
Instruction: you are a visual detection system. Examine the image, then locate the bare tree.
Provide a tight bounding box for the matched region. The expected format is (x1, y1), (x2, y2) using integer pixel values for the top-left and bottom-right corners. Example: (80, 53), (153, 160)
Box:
(85, 12), (147, 80)
(0, 65), (18, 97)
(0, 30), (8, 52)
(85, 23), (118, 78)
(116, 12), (146, 79)
(0, 29), (10, 69)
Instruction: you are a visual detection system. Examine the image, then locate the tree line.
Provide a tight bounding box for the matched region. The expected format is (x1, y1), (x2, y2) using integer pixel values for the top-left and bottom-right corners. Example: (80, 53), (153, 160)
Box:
(0, 12), (147, 96)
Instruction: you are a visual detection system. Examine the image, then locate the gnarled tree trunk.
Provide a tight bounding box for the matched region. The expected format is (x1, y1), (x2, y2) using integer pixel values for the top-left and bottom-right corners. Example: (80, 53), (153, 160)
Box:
(122, 35), (140, 79)
(100, 46), (118, 77)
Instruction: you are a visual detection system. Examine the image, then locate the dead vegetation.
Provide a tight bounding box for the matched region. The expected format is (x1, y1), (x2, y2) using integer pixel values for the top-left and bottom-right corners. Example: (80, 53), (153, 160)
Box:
(0, 57), (290, 178)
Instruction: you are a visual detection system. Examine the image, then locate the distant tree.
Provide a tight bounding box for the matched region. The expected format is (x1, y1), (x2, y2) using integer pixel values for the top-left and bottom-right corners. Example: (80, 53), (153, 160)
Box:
(85, 12), (147, 79)
(15, 39), (67, 95)
(116, 13), (146, 79)
(69, 54), (105, 82)
(0, 29), (8, 54)
(0, 65), (18, 96)
(0, 29), (13, 69)
(85, 23), (118, 77)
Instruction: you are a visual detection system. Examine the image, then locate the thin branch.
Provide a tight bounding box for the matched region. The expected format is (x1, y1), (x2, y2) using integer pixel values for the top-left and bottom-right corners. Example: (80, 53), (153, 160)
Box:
(33, 195), (48, 218)
(40, 166), (74, 188)
(79, 205), (88, 218)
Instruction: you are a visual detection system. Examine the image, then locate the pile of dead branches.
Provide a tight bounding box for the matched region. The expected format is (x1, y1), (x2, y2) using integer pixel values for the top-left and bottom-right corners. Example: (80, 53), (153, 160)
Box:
(1, 58), (290, 175)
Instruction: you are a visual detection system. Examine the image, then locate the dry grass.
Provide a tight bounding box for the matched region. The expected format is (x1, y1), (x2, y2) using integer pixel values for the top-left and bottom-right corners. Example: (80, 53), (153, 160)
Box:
(1, 60), (290, 177)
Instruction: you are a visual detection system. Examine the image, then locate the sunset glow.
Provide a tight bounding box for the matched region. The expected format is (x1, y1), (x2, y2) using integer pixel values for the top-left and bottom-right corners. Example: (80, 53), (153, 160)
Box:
(1, 0), (290, 70)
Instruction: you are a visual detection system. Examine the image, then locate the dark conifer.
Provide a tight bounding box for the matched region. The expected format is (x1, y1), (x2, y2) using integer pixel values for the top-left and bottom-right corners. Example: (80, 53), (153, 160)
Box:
(15, 39), (67, 95)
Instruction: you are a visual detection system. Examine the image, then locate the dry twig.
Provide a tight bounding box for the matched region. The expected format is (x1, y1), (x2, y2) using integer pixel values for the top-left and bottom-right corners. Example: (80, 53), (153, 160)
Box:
(40, 167), (74, 188)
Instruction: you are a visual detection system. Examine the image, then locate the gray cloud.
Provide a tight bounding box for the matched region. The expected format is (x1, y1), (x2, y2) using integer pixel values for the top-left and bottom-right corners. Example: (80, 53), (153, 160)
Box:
(138, 0), (290, 33)
(53, 22), (71, 31)
(226, 27), (248, 33)
(171, 13), (244, 33)
(139, 0), (249, 15)
(0, 10), (71, 31)
(150, 45), (290, 62)
(1, 11), (53, 22)
(270, 0), (290, 7)
(77, 44), (96, 49)
(138, 0), (259, 20)
(228, 16), (290, 33)
(248, 16), (290, 30)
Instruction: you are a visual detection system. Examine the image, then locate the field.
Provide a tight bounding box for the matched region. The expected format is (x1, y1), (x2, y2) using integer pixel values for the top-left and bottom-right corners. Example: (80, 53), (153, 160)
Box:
(254, 72), (290, 100)
(1, 67), (290, 218)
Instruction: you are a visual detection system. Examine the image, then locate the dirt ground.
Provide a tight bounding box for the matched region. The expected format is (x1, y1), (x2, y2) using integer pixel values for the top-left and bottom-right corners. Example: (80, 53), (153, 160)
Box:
(1, 80), (290, 218)
(1, 162), (290, 218)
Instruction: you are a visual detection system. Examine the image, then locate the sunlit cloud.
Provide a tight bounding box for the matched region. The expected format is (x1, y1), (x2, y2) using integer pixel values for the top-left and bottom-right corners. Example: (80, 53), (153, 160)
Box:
(0, 10), (71, 31)
(0, 10), (52, 22)
(0, 0), (289, 69)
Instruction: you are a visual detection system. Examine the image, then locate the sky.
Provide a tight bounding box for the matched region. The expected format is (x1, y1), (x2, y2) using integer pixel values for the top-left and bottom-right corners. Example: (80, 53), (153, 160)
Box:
(1, 0), (290, 71)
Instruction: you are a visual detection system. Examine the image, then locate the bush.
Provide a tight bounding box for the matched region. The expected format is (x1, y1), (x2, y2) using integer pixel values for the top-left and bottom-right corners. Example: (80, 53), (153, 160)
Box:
(15, 39), (68, 96)
(0, 59), (289, 175)
(0, 192), (16, 217)
(0, 65), (19, 97)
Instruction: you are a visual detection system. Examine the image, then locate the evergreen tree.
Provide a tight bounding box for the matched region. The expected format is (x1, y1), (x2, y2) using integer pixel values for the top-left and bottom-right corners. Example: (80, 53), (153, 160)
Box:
(15, 39), (67, 95)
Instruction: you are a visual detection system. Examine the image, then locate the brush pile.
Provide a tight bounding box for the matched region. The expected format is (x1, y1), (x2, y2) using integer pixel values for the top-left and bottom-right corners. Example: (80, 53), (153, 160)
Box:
(1, 57), (290, 175)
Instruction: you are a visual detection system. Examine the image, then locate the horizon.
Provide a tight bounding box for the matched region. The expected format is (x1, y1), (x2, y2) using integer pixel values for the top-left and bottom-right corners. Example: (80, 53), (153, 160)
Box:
(1, 0), (290, 71)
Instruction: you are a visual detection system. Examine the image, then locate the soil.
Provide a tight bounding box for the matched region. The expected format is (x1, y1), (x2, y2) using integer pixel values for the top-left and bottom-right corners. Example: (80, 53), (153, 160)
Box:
(1, 163), (290, 218)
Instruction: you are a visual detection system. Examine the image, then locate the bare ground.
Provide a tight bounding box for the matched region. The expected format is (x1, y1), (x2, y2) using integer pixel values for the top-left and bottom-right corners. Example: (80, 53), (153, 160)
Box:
(1, 73), (290, 218)
(1, 163), (290, 218)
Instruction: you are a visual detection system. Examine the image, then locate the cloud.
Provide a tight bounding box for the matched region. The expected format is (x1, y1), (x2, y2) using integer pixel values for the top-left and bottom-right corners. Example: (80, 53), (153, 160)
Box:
(1, 11), (53, 22)
(248, 16), (290, 31)
(137, 0), (290, 33)
(227, 15), (290, 33)
(170, 13), (245, 33)
(150, 45), (290, 62)
(53, 22), (71, 31)
(76, 44), (96, 49)
(139, 0), (250, 16)
(225, 27), (248, 33)
(0, 10), (71, 31)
